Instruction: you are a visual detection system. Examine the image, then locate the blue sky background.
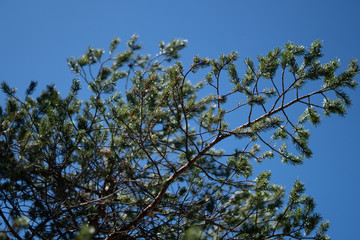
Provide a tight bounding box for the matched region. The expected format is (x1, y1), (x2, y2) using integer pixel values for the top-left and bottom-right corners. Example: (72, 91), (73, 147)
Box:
(1, 0), (359, 238)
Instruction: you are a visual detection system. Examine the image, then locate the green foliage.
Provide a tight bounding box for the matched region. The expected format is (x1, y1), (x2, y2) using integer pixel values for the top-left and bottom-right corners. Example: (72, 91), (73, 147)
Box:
(109, 37), (121, 54)
(183, 226), (203, 240)
(12, 216), (30, 231)
(299, 107), (321, 126)
(75, 225), (95, 240)
(0, 36), (358, 239)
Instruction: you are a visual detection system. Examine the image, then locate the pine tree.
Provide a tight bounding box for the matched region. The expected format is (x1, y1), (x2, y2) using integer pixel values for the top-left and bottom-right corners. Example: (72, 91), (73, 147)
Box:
(0, 35), (358, 239)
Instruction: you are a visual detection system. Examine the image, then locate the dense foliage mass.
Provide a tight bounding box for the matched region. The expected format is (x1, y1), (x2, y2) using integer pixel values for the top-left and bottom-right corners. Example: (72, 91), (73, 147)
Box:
(0, 35), (358, 239)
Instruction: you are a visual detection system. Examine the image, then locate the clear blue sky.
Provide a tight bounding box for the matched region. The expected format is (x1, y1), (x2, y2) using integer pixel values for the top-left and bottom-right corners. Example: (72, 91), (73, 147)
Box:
(1, 1), (359, 238)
